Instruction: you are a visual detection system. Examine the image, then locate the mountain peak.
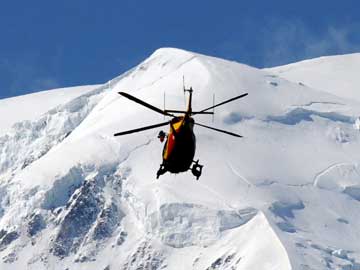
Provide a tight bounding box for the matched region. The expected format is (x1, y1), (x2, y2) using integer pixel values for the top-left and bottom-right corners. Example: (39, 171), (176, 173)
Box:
(150, 47), (196, 57)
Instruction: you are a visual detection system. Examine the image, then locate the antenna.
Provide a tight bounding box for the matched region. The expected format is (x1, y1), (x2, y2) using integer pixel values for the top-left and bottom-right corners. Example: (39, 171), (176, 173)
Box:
(182, 76), (193, 93)
(183, 75), (185, 91)
(183, 76), (186, 107)
(212, 93), (215, 122)
(163, 91), (166, 120)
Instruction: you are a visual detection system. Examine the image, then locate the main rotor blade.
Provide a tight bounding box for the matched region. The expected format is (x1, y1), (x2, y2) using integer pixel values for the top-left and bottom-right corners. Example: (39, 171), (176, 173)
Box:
(193, 93), (248, 115)
(195, 122), (243, 138)
(119, 92), (174, 117)
(114, 121), (170, 136)
(165, 109), (213, 115)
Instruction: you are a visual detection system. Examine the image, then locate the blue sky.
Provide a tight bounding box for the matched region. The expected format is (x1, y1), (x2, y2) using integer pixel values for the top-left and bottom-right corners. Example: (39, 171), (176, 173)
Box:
(1, 0), (360, 98)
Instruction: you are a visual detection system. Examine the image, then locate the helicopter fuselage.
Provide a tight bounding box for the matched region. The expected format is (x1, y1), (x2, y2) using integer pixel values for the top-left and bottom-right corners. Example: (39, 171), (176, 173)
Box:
(114, 87), (247, 179)
(162, 116), (196, 173)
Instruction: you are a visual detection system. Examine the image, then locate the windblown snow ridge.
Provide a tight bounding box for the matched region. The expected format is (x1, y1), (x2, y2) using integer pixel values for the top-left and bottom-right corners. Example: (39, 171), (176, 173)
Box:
(0, 84), (108, 177)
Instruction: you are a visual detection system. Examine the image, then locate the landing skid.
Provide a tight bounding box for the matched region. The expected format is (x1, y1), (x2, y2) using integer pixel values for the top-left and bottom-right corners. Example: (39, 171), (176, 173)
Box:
(156, 160), (203, 180)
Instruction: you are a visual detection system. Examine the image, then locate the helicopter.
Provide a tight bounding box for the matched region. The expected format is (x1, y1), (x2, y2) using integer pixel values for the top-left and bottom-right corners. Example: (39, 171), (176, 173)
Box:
(114, 86), (248, 179)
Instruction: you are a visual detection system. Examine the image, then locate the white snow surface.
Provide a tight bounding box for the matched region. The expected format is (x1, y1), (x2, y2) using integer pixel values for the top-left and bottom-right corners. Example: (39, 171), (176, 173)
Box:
(0, 48), (360, 270)
(0, 85), (100, 135)
(265, 53), (360, 102)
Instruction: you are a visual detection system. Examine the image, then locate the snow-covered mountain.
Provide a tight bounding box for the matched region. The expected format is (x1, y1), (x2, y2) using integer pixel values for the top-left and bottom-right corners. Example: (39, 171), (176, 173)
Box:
(1, 48), (360, 270)
(264, 53), (360, 102)
(0, 85), (100, 136)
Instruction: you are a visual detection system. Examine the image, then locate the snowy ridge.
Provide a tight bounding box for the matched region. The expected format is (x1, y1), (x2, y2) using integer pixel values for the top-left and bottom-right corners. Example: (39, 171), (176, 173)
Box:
(0, 84), (107, 179)
(0, 48), (360, 269)
(264, 53), (360, 102)
(0, 85), (100, 136)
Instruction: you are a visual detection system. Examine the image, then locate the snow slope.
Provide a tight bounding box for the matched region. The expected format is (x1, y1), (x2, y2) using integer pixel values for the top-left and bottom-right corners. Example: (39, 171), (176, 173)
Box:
(0, 85), (100, 136)
(264, 53), (360, 102)
(0, 48), (360, 270)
